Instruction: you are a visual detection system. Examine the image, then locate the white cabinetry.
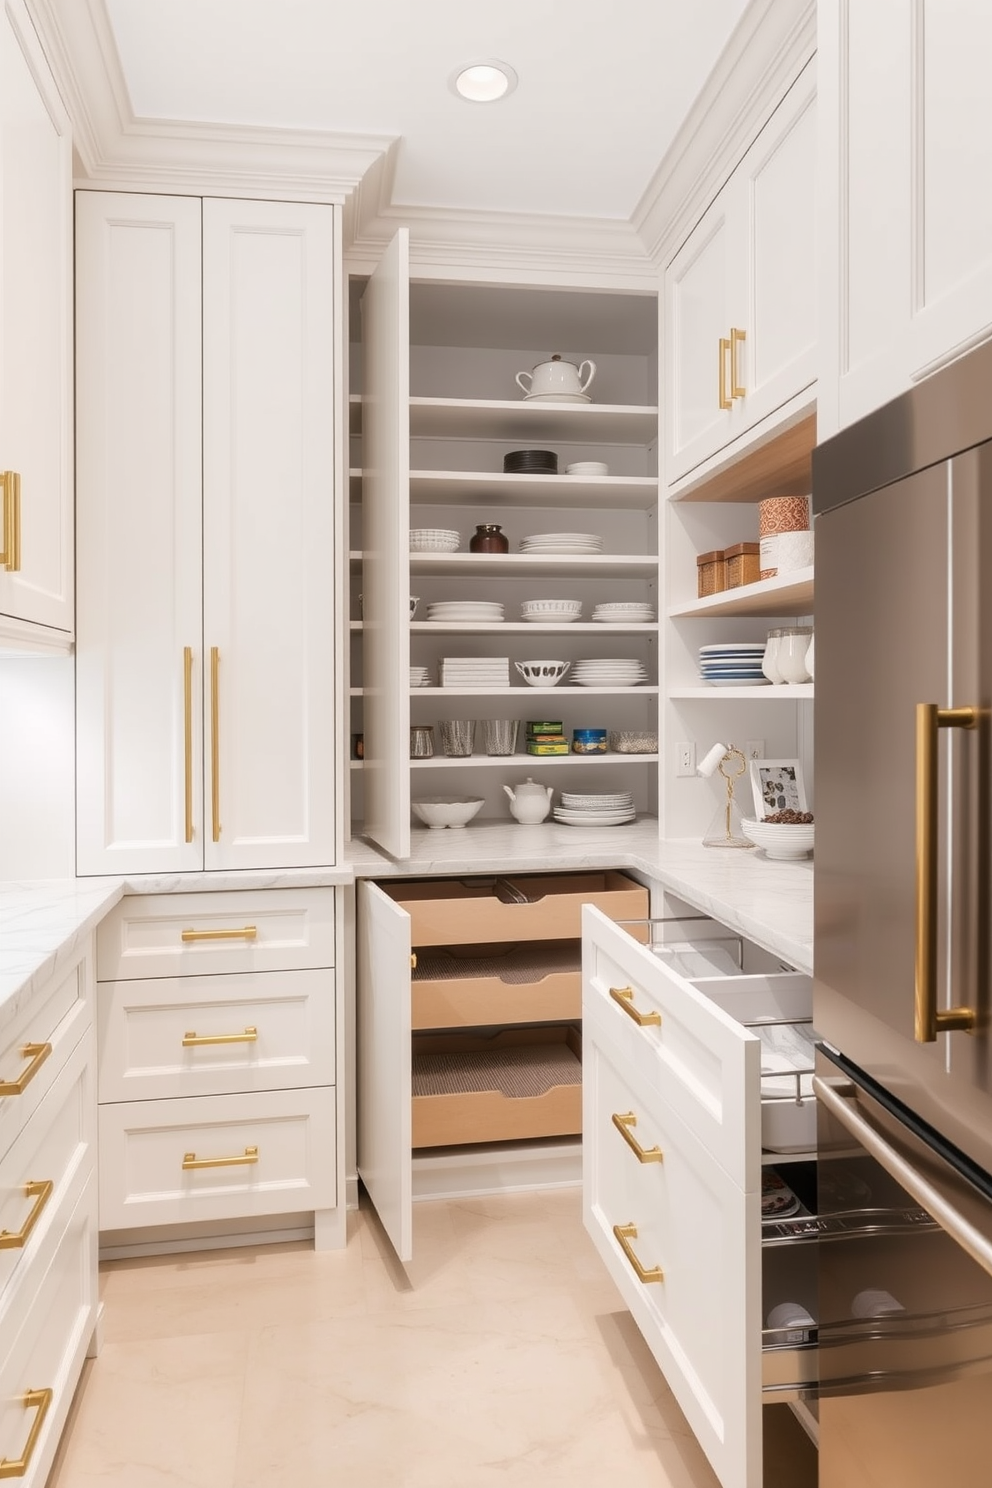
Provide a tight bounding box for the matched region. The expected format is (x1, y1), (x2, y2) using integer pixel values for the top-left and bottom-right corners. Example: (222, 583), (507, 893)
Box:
(0, 0), (73, 647)
(75, 192), (338, 875)
(819, 1), (992, 433)
(0, 942), (97, 1486)
(666, 60), (816, 484)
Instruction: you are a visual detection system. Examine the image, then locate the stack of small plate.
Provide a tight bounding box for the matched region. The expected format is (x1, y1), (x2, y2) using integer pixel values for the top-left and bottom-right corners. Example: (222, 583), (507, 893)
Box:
(520, 532), (603, 556)
(426, 601), (504, 624)
(503, 450), (558, 475)
(439, 657), (510, 688)
(410, 528), (460, 553)
(409, 665), (431, 688)
(592, 602), (655, 624)
(520, 599), (583, 622)
(554, 790), (636, 827)
(698, 642), (768, 685)
(572, 658), (648, 688)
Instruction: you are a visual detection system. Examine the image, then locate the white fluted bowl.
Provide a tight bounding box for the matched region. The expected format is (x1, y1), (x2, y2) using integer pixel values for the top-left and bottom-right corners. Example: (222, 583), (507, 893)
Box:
(741, 819), (814, 859)
(412, 796), (485, 829)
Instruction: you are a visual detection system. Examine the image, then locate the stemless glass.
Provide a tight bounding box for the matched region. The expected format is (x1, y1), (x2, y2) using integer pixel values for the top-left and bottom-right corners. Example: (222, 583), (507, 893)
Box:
(409, 726), (435, 758)
(438, 719), (475, 757)
(483, 719), (520, 756)
(762, 629), (786, 684)
(777, 626), (814, 684)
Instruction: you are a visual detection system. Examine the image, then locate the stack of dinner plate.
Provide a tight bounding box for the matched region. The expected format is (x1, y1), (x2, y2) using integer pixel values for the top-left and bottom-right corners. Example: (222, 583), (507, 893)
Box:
(591, 601), (656, 624)
(426, 600), (504, 624)
(439, 657), (510, 688)
(571, 657), (649, 688)
(554, 790), (636, 827)
(698, 642), (768, 685)
(520, 532), (603, 556)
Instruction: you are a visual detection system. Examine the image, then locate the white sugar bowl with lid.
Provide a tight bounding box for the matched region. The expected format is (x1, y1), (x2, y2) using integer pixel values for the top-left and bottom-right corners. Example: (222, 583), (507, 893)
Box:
(503, 778), (553, 824)
(515, 354), (596, 400)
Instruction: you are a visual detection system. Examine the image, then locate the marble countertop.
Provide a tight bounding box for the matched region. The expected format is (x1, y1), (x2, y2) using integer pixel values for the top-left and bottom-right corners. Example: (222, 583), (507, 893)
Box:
(0, 823), (812, 1031)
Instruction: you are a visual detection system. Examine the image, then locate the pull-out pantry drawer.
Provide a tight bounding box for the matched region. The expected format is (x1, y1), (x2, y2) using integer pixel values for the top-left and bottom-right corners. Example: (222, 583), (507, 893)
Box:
(96, 888), (335, 981)
(97, 968), (336, 1102)
(98, 1087), (336, 1229)
(412, 941), (581, 1029)
(0, 946), (91, 1167)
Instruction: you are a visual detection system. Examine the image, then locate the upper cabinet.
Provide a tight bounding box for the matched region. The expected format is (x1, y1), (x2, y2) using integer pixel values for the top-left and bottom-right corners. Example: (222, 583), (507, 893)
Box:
(75, 193), (338, 875)
(819, 1), (992, 434)
(0, 0), (73, 645)
(666, 60), (817, 485)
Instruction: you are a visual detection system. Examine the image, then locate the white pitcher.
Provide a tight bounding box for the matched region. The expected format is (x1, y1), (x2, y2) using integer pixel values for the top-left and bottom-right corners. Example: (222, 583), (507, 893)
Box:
(503, 777), (553, 824)
(515, 354), (596, 399)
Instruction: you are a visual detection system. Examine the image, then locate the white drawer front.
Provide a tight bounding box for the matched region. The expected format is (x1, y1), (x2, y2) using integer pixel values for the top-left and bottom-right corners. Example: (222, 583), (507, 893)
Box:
(0, 947), (91, 1167)
(98, 1087), (336, 1229)
(96, 888), (335, 981)
(582, 1016), (760, 1488)
(0, 1033), (94, 1298)
(583, 906), (760, 1191)
(0, 1179), (96, 1488)
(97, 968), (335, 1102)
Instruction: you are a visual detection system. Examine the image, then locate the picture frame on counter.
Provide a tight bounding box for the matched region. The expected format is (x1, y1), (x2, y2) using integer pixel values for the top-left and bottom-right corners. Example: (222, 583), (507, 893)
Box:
(750, 758), (806, 819)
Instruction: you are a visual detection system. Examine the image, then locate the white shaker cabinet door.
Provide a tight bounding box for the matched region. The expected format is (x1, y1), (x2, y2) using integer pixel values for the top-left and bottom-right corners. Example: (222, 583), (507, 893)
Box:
(666, 194), (734, 482)
(201, 199), (337, 869)
(75, 193), (204, 875)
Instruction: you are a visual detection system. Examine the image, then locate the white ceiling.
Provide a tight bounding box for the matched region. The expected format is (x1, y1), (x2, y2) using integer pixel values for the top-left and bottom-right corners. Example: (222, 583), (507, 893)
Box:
(101, 0), (750, 222)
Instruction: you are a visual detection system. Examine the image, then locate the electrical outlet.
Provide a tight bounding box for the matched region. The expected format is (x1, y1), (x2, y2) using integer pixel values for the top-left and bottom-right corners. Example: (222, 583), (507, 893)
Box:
(675, 741), (696, 777)
(744, 739), (765, 761)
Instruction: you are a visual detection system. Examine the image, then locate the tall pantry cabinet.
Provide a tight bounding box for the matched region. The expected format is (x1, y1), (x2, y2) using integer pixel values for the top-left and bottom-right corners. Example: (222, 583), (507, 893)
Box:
(75, 193), (338, 874)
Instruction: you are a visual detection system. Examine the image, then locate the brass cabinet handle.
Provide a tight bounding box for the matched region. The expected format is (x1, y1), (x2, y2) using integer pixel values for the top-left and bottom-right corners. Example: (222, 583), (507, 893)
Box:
(0, 1043), (52, 1097)
(410, 953), (417, 970)
(613, 1222), (664, 1284)
(210, 646), (221, 841)
(0, 470), (21, 572)
(180, 925), (257, 943)
(0, 1387), (53, 1478)
(915, 702), (979, 1041)
(0, 1180), (54, 1250)
(182, 1025), (258, 1048)
(182, 1144), (259, 1171)
(730, 326), (746, 398)
(183, 646), (194, 843)
(609, 985), (661, 1028)
(611, 1111), (663, 1164)
(718, 337), (732, 409)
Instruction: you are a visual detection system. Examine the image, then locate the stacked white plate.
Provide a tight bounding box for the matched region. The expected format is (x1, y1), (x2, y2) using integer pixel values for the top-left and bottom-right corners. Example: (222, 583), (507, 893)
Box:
(571, 658), (649, 688)
(426, 601), (504, 624)
(520, 599), (583, 622)
(409, 665), (431, 688)
(439, 656), (510, 688)
(592, 602), (655, 624)
(698, 641), (768, 685)
(520, 532), (603, 556)
(410, 528), (460, 553)
(554, 790), (636, 827)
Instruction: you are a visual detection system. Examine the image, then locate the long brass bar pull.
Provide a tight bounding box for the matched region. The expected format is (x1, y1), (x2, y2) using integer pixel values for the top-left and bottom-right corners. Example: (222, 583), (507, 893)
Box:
(915, 702), (979, 1041)
(210, 646), (220, 841)
(613, 1223), (664, 1284)
(182, 1145), (258, 1171)
(612, 1112), (663, 1164)
(718, 337), (732, 409)
(183, 647), (194, 843)
(0, 1042), (52, 1097)
(730, 326), (746, 398)
(609, 985), (661, 1028)
(182, 1026), (258, 1048)
(180, 926), (257, 943)
(0, 1388), (53, 1479)
(0, 1180), (54, 1250)
(0, 470), (20, 571)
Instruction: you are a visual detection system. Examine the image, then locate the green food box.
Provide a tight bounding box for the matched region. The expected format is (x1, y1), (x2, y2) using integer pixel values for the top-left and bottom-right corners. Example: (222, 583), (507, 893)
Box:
(527, 741), (570, 755)
(525, 721), (562, 735)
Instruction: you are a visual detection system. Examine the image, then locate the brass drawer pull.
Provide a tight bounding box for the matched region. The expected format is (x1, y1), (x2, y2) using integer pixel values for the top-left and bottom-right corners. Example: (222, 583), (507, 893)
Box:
(180, 926), (258, 943)
(609, 985), (661, 1027)
(613, 1222), (664, 1284)
(730, 326), (747, 398)
(182, 1026), (258, 1048)
(182, 1145), (259, 1171)
(718, 337), (732, 409)
(0, 470), (21, 573)
(0, 1180), (54, 1250)
(0, 1387), (53, 1478)
(612, 1112), (663, 1164)
(0, 1043), (52, 1097)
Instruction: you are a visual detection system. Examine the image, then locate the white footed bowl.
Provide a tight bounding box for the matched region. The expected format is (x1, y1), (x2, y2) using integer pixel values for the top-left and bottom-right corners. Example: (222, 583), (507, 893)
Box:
(411, 796), (485, 829)
(515, 659), (570, 688)
(741, 819), (814, 859)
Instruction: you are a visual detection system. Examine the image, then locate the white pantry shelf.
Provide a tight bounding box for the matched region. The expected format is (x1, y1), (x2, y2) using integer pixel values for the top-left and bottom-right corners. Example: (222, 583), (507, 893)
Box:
(408, 552), (658, 578)
(350, 752), (659, 770)
(410, 622), (657, 635)
(350, 393), (659, 444)
(670, 684), (813, 700)
(669, 567), (814, 618)
(411, 685), (660, 697)
(409, 470), (659, 510)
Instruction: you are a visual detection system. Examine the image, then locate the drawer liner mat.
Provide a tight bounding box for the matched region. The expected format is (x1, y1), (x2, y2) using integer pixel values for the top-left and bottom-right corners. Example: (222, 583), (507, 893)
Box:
(412, 1043), (581, 1099)
(413, 942), (580, 984)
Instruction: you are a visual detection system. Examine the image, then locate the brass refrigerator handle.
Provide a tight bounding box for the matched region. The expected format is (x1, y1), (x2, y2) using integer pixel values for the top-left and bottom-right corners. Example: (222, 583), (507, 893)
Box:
(611, 1111), (664, 1164)
(730, 326), (746, 398)
(718, 337), (732, 409)
(914, 702), (979, 1041)
(0, 470), (20, 572)
(0, 1388), (53, 1479)
(183, 647), (194, 843)
(210, 646), (220, 841)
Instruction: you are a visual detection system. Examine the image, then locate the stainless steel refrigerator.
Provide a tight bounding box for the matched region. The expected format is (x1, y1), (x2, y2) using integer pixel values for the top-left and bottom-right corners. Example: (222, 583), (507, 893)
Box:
(812, 339), (992, 1485)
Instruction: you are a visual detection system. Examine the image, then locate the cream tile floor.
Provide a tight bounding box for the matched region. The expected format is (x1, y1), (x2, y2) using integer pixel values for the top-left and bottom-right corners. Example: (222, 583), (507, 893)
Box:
(48, 1189), (816, 1488)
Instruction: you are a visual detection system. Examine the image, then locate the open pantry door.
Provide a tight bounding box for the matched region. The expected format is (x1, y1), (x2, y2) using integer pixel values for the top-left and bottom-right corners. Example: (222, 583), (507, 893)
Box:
(360, 229), (411, 858)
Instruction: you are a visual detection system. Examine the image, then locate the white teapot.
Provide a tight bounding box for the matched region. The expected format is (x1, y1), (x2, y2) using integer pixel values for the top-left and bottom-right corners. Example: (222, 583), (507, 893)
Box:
(515, 354), (596, 401)
(503, 777), (553, 824)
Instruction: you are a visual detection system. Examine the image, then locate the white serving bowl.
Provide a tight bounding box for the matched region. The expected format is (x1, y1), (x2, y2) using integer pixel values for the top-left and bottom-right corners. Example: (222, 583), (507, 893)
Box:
(514, 659), (571, 688)
(411, 796), (485, 830)
(741, 819), (814, 860)
(520, 599), (583, 619)
(409, 529), (460, 553)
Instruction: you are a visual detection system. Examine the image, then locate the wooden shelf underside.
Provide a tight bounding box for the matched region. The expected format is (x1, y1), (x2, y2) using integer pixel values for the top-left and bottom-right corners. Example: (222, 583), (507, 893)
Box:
(670, 412), (816, 505)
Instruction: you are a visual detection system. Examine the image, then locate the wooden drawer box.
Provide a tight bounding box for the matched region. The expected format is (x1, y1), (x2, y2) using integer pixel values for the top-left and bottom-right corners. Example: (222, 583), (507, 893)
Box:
(412, 942), (581, 1030)
(98, 1087), (336, 1230)
(384, 872), (648, 948)
(97, 968), (336, 1103)
(0, 948), (91, 1168)
(96, 888), (335, 981)
(411, 1026), (582, 1148)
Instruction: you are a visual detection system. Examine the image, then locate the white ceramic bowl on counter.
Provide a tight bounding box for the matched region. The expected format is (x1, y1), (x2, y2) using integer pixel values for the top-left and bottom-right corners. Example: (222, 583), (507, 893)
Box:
(741, 819), (815, 860)
(411, 796), (485, 829)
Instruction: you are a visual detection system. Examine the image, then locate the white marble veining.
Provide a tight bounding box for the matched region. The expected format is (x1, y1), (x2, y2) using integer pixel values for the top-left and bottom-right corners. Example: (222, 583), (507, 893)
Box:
(0, 877), (123, 1035)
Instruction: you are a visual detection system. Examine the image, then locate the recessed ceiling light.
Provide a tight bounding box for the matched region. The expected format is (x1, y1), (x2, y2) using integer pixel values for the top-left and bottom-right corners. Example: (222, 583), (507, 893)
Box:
(450, 60), (518, 103)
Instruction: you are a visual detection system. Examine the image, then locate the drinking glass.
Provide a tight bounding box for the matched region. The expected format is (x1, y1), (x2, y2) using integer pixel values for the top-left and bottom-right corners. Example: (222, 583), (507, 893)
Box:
(438, 719), (475, 757)
(483, 719), (520, 756)
(409, 726), (435, 758)
(762, 629), (785, 684)
(777, 627), (813, 684)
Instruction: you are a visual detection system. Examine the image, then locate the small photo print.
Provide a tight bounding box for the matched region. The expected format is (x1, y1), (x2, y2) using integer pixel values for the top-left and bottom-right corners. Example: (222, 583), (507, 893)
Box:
(750, 759), (807, 819)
